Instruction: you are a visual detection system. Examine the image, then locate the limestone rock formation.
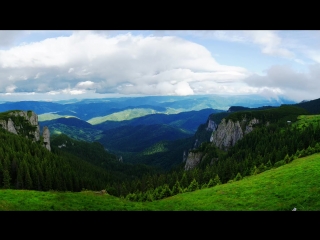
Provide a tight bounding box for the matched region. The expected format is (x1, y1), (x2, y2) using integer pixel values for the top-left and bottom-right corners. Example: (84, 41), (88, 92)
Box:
(211, 117), (260, 150)
(0, 110), (51, 151)
(184, 117), (261, 170)
(42, 126), (51, 151)
(184, 152), (203, 170)
(0, 118), (18, 135)
(206, 119), (218, 131)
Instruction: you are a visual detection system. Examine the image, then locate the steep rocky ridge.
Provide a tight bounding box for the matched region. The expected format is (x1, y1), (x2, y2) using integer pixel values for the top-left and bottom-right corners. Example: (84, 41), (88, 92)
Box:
(0, 110), (51, 151)
(211, 117), (260, 150)
(184, 116), (220, 170)
(184, 117), (260, 170)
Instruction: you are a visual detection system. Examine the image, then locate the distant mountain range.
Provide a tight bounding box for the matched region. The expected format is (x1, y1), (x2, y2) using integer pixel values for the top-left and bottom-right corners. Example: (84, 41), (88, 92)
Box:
(0, 94), (296, 120)
(1, 94), (299, 169)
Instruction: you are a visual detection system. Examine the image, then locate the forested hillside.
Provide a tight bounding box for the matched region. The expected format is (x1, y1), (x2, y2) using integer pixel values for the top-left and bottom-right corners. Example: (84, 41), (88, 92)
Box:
(0, 127), (160, 192)
(99, 105), (320, 201)
(1, 97), (320, 206)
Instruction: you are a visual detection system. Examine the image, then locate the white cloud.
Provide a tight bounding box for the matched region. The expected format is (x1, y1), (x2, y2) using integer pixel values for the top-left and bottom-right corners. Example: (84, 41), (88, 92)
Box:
(174, 81), (194, 96)
(173, 30), (295, 59)
(1, 30), (319, 102)
(48, 91), (60, 95)
(75, 81), (96, 89)
(243, 31), (295, 58)
(243, 64), (320, 101)
(62, 88), (86, 95)
(6, 84), (16, 93)
(0, 31), (250, 97)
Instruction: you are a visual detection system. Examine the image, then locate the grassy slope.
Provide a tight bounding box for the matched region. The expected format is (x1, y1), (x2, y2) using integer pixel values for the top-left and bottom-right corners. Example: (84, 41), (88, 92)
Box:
(38, 113), (78, 121)
(87, 108), (162, 125)
(1, 152), (319, 211)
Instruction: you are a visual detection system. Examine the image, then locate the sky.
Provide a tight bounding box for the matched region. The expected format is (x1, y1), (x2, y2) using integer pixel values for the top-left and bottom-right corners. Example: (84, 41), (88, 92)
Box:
(0, 30), (319, 102)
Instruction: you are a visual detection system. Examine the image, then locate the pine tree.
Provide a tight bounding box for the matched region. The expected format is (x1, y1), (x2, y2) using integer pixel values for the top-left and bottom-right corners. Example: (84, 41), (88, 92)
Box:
(172, 181), (183, 195)
(2, 169), (11, 189)
(187, 178), (199, 192)
(24, 170), (33, 189)
(266, 160), (273, 169)
(213, 174), (222, 185)
(207, 178), (215, 188)
(161, 184), (172, 198)
(234, 172), (243, 181)
(180, 172), (189, 189)
(16, 168), (24, 189)
(284, 154), (290, 163)
(146, 190), (154, 202)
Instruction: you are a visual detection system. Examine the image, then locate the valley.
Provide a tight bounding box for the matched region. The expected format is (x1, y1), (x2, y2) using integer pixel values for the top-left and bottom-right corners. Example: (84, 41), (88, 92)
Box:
(0, 94), (319, 210)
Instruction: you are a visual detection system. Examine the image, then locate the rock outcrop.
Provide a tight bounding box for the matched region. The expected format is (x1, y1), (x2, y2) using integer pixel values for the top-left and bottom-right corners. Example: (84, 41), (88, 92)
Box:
(211, 117), (260, 150)
(206, 119), (218, 131)
(0, 110), (51, 151)
(0, 118), (18, 135)
(182, 150), (188, 162)
(42, 126), (51, 151)
(184, 152), (203, 170)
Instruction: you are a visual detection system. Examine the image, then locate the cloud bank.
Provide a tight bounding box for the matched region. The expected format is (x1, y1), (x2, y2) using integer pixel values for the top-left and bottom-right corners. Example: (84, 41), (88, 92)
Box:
(0, 31), (250, 98)
(0, 30), (320, 102)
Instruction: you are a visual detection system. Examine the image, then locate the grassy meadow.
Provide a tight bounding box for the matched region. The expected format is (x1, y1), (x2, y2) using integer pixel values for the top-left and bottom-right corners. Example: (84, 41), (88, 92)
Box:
(1, 152), (320, 211)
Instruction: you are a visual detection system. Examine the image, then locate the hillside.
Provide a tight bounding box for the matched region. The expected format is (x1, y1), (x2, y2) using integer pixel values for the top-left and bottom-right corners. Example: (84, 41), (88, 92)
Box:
(87, 108), (164, 124)
(98, 124), (193, 153)
(50, 134), (161, 178)
(294, 97), (320, 114)
(93, 108), (222, 133)
(0, 97), (319, 211)
(39, 117), (101, 142)
(0, 152), (319, 210)
(0, 111), (161, 193)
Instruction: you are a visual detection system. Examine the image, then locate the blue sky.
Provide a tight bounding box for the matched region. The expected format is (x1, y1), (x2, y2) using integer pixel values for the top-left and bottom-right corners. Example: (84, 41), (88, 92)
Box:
(0, 30), (319, 102)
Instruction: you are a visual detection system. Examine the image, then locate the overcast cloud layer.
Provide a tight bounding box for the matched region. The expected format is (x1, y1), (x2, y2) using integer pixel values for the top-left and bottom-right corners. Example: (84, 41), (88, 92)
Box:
(0, 30), (319, 102)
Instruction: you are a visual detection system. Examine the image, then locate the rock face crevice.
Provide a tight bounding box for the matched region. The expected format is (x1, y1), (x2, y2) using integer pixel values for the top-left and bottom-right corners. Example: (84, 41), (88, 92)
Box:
(0, 110), (51, 151)
(211, 117), (260, 150)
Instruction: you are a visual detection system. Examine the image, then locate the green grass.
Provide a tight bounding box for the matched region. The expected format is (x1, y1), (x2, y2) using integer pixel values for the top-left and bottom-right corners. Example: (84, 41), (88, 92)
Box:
(1, 153), (320, 211)
(87, 108), (162, 125)
(292, 114), (320, 130)
(38, 113), (78, 121)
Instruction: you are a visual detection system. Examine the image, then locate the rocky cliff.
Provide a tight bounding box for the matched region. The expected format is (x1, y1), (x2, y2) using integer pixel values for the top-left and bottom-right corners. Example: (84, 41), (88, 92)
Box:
(183, 117), (219, 170)
(184, 152), (204, 170)
(42, 126), (51, 151)
(0, 110), (51, 151)
(210, 117), (260, 150)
